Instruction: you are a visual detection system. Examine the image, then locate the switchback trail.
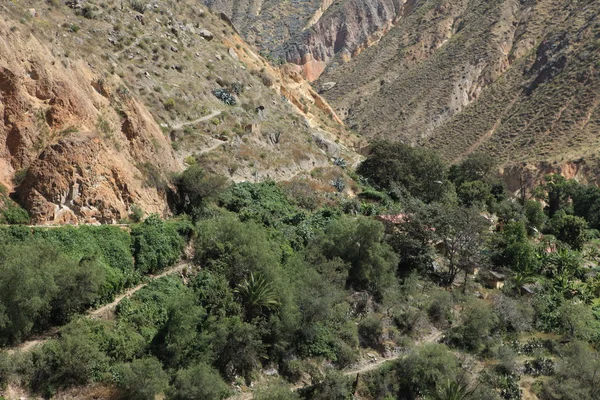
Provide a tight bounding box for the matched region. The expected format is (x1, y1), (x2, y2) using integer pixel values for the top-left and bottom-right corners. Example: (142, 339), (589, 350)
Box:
(6, 261), (192, 354)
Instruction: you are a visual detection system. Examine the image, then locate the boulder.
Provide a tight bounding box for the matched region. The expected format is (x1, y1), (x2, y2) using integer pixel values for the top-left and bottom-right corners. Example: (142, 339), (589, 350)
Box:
(199, 29), (214, 40)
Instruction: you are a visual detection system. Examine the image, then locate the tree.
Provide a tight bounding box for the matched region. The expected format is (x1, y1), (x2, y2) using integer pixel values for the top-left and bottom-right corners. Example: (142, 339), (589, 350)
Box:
(114, 357), (170, 400)
(357, 141), (451, 203)
(171, 362), (230, 400)
(557, 303), (599, 341)
(489, 222), (540, 274)
(0, 243), (61, 344)
(174, 164), (229, 216)
(449, 152), (497, 187)
(388, 200), (436, 275)
(152, 292), (206, 369)
(316, 216), (398, 299)
(546, 212), (588, 250)
(212, 317), (265, 382)
(195, 216), (282, 286)
(430, 206), (490, 286)
(457, 180), (492, 208)
(535, 174), (575, 217)
(523, 200), (547, 233)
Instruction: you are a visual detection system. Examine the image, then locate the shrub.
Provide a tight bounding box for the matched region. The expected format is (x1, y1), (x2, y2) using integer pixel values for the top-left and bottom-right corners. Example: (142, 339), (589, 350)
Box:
(114, 357), (169, 400)
(29, 320), (110, 394)
(131, 215), (186, 274)
(1, 206), (29, 225)
(163, 97), (176, 111)
(358, 315), (383, 349)
(129, 0), (146, 13)
(171, 362), (229, 400)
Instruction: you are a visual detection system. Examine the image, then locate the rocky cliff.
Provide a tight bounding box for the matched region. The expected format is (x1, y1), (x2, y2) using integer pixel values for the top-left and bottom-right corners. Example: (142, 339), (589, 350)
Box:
(206, 0), (412, 81)
(1, 0), (354, 224)
(277, 0), (408, 81)
(0, 18), (178, 224)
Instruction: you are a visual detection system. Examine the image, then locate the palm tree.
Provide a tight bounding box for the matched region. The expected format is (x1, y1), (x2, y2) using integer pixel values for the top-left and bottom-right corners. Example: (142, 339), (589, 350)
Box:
(235, 272), (280, 320)
(429, 379), (475, 400)
(512, 272), (536, 296)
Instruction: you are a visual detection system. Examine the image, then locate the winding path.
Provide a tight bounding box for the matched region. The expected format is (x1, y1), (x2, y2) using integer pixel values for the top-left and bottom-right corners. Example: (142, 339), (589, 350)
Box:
(227, 328), (443, 400)
(5, 262), (192, 354)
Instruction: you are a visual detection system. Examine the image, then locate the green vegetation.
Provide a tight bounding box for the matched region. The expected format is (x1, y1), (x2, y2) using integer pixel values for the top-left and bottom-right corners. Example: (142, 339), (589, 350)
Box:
(4, 143), (600, 399)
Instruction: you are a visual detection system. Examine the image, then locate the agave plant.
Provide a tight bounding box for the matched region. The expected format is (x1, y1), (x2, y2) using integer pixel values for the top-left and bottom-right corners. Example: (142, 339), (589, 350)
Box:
(428, 379), (476, 400)
(235, 272), (280, 320)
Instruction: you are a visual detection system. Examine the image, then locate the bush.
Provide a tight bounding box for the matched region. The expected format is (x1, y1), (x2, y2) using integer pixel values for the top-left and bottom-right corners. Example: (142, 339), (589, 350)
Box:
(308, 370), (353, 400)
(358, 315), (383, 349)
(428, 290), (453, 327)
(114, 357), (169, 400)
(29, 320), (110, 394)
(163, 97), (176, 111)
(1, 205), (29, 225)
(448, 300), (498, 352)
(131, 215), (186, 274)
(171, 362), (229, 400)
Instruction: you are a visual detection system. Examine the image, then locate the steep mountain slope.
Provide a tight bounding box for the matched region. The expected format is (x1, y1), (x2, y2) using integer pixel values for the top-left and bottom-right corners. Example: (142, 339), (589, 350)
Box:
(318, 0), (600, 167)
(212, 0), (600, 181)
(202, 0), (325, 49)
(205, 0), (411, 81)
(1, 0), (355, 223)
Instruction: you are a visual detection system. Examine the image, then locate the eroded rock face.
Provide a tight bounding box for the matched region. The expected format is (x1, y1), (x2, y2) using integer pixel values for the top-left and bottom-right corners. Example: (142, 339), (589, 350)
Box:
(206, 0), (408, 81)
(279, 0), (407, 81)
(0, 19), (179, 224)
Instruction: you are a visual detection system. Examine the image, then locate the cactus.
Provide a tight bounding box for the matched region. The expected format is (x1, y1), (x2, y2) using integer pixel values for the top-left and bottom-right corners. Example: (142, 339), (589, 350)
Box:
(212, 88), (237, 106)
(333, 157), (347, 168)
(332, 177), (345, 192)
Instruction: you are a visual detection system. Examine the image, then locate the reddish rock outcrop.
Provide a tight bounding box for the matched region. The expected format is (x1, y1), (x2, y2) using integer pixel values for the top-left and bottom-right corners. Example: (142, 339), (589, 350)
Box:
(0, 18), (180, 223)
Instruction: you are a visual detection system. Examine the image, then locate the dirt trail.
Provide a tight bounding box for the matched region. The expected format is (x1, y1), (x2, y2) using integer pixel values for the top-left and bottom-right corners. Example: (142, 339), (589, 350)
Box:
(88, 262), (191, 319)
(5, 262), (191, 355)
(227, 328), (443, 400)
(170, 110), (221, 130)
(343, 328), (443, 376)
(113, 34), (150, 57)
